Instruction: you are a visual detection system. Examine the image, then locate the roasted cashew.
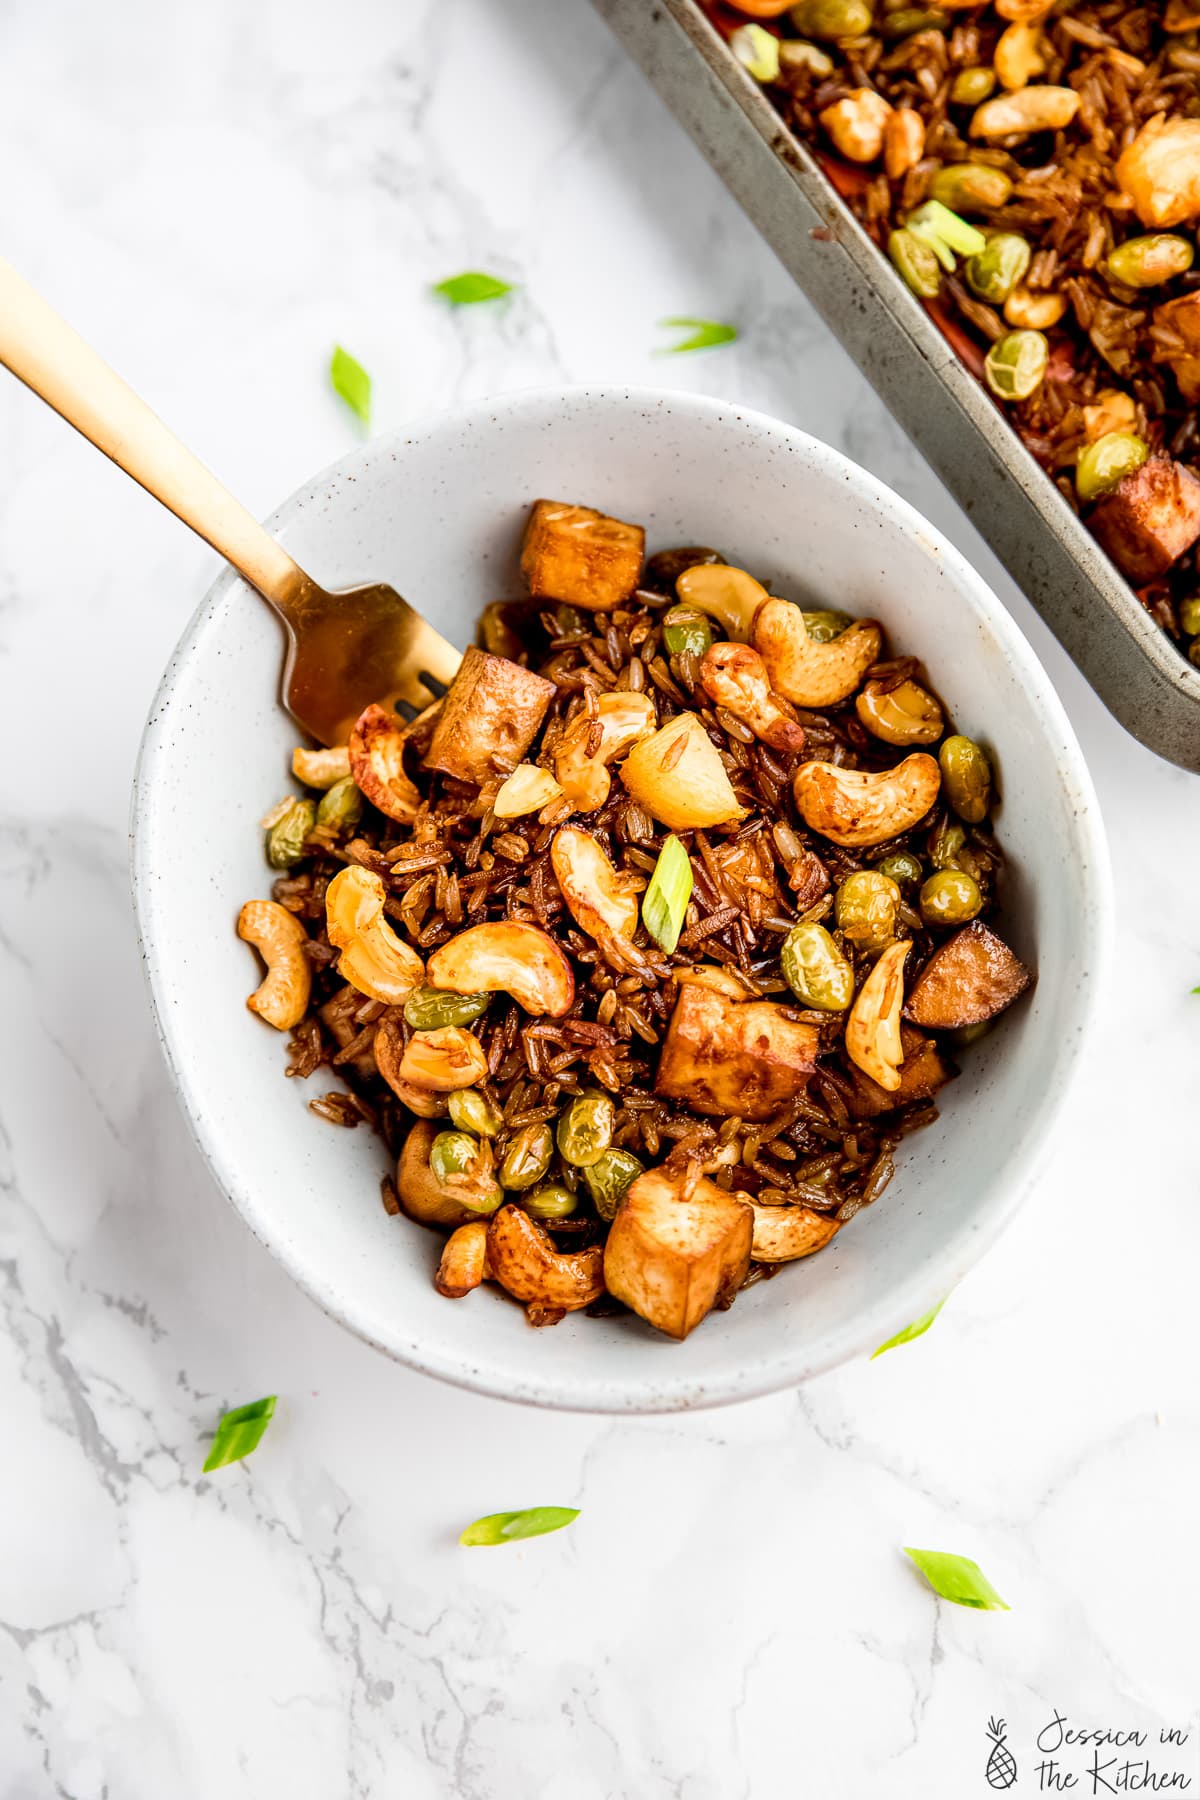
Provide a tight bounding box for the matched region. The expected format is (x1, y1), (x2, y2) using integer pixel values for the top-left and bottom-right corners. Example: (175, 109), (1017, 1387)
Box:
(754, 599), (883, 708)
(970, 84), (1079, 138)
(325, 865), (425, 1004)
(554, 691), (656, 812)
(846, 940), (910, 1092)
(751, 1204), (841, 1263)
(619, 712), (747, 831)
(675, 563), (770, 643)
(348, 703), (425, 825)
(427, 921), (575, 1017)
(486, 1203), (605, 1311)
(237, 900), (313, 1031)
(373, 1012), (448, 1115)
(699, 642), (805, 752)
(792, 753), (941, 848)
(551, 826), (639, 941)
(292, 745), (351, 789)
(435, 1221), (492, 1298)
(398, 1025), (490, 1091)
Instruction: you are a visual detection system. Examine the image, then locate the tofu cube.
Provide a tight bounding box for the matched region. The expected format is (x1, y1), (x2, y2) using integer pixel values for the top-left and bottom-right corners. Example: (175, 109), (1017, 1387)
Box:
(1153, 292), (1200, 404)
(1116, 115), (1200, 229)
(424, 646), (555, 787)
(904, 922), (1032, 1032)
(520, 499), (645, 611)
(603, 1169), (753, 1340)
(655, 980), (819, 1121)
(1089, 456), (1200, 584)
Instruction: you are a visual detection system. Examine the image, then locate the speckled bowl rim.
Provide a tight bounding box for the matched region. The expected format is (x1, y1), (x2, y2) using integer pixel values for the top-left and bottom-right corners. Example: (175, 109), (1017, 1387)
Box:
(131, 384), (1112, 1412)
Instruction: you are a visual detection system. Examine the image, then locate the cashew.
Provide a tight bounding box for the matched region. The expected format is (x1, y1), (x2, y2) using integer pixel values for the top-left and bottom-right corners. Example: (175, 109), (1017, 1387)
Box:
(435, 1221), (492, 1297)
(398, 1026), (490, 1091)
(751, 1204), (842, 1263)
(846, 940), (910, 1092)
(674, 563), (770, 642)
(970, 85), (1079, 137)
(292, 745), (351, 789)
(325, 865), (425, 1004)
(486, 1203), (605, 1311)
(820, 88), (892, 164)
(427, 921), (575, 1017)
(237, 900), (313, 1031)
(699, 642), (806, 752)
(373, 1012), (448, 1115)
(348, 702), (423, 825)
(551, 826), (638, 940)
(672, 963), (760, 1000)
(493, 762), (563, 819)
(792, 753), (941, 848)
(619, 713), (747, 831)
(884, 107), (925, 181)
(554, 691), (656, 812)
(397, 1119), (497, 1227)
(754, 599), (883, 708)
(994, 19), (1047, 90)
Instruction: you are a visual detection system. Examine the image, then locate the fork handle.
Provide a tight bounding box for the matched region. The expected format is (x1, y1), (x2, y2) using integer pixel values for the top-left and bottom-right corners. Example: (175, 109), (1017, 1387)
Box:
(0, 257), (309, 613)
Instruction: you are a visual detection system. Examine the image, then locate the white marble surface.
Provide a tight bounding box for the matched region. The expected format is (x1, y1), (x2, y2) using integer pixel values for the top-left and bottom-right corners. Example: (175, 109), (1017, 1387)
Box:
(2, 1), (1199, 1794)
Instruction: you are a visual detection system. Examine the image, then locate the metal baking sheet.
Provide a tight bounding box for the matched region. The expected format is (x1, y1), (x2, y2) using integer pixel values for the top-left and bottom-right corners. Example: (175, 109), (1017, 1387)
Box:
(592, 0), (1200, 771)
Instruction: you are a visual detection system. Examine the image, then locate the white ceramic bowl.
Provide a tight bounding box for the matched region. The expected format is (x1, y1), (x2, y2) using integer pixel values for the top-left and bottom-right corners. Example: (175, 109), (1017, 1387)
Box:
(133, 386), (1109, 1412)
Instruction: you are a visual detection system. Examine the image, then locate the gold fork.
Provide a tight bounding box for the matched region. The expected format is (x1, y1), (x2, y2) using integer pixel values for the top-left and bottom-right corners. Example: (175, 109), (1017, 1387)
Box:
(0, 258), (462, 745)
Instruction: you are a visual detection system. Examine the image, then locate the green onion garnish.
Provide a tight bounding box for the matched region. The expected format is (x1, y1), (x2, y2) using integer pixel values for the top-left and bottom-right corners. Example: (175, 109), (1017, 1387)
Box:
(903, 1548), (1010, 1611)
(202, 1396), (277, 1473)
(330, 346), (371, 427)
(642, 835), (693, 953)
(433, 271), (514, 306)
(657, 316), (738, 354)
(460, 1506), (579, 1547)
(871, 1298), (946, 1359)
(906, 201), (987, 271)
(730, 23), (781, 83)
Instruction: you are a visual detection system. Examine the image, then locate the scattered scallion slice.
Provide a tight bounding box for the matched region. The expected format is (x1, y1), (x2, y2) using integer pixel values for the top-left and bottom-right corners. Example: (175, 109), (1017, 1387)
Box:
(202, 1396), (277, 1473)
(731, 23), (781, 83)
(330, 346), (371, 427)
(871, 1298), (946, 1359)
(460, 1506), (579, 1547)
(433, 271), (514, 305)
(906, 200), (987, 271)
(642, 835), (693, 953)
(903, 1547), (1010, 1611)
(658, 316), (738, 354)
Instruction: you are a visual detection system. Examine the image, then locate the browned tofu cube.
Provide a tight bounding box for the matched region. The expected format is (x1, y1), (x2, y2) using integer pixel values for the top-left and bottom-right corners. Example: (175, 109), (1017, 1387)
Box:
(520, 499), (645, 611)
(603, 1168), (753, 1340)
(656, 979), (819, 1121)
(1089, 457), (1200, 584)
(904, 922), (1032, 1032)
(846, 1024), (954, 1119)
(1152, 292), (1200, 404)
(423, 646), (554, 786)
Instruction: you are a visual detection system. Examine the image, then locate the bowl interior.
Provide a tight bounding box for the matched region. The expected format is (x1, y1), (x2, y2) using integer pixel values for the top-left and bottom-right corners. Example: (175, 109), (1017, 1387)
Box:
(134, 388), (1108, 1411)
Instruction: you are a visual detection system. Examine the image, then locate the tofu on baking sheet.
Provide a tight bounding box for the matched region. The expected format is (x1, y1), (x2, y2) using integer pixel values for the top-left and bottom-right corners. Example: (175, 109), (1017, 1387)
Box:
(1089, 456), (1200, 585)
(423, 645), (555, 786)
(520, 498), (645, 610)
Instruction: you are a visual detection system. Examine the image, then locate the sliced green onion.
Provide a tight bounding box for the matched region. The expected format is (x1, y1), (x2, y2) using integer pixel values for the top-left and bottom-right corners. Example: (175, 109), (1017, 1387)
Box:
(330, 346), (371, 426)
(641, 835), (693, 953)
(871, 1298), (946, 1358)
(202, 1396), (277, 1473)
(731, 23), (781, 83)
(460, 1506), (579, 1547)
(433, 271), (514, 305)
(906, 200), (987, 271)
(903, 1547), (1010, 1611)
(657, 316), (738, 354)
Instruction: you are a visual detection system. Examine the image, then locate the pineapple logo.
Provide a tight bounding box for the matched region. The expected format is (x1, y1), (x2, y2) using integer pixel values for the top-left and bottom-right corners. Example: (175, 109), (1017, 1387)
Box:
(985, 1717), (1018, 1789)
